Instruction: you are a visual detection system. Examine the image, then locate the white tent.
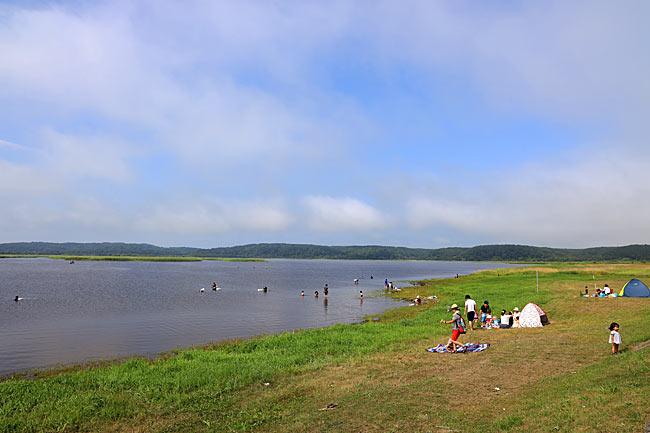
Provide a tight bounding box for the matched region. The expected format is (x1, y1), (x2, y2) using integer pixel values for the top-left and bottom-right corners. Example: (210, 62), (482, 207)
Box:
(518, 302), (550, 328)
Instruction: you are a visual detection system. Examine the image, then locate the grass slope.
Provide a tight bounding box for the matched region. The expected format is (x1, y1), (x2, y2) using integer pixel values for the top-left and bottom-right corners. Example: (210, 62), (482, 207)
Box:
(1, 264), (649, 432)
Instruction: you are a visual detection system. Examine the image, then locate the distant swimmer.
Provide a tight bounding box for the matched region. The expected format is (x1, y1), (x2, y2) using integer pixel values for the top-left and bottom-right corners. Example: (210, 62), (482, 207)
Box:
(301, 291), (305, 297)
(69, 260), (75, 264)
(354, 279), (359, 284)
(314, 291), (319, 298)
(370, 275), (373, 279)
(14, 295), (20, 302)
(263, 286), (268, 293)
(360, 290), (364, 299)
(212, 282), (217, 290)
(200, 288), (205, 293)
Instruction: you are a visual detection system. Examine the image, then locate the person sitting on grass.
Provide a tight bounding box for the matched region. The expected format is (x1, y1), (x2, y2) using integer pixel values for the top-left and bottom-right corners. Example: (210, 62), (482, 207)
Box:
(499, 310), (512, 328)
(440, 304), (466, 352)
(512, 307), (521, 328)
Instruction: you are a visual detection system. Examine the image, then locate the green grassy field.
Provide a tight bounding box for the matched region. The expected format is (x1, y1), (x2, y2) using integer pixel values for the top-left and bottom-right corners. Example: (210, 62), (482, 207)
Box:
(1, 263), (649, 432)
(0, 255), (266, 262)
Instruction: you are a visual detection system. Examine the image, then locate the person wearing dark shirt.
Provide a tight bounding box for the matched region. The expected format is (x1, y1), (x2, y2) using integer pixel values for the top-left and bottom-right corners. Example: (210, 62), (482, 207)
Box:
(480, 301), (491, 328)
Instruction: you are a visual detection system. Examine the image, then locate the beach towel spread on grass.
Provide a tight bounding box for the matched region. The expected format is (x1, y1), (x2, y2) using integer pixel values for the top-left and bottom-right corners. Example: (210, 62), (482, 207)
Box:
(427, 343), (490, 353)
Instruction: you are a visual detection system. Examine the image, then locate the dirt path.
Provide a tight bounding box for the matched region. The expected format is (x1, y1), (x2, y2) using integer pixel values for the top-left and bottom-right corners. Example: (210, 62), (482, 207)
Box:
(633, 340), (650, 351)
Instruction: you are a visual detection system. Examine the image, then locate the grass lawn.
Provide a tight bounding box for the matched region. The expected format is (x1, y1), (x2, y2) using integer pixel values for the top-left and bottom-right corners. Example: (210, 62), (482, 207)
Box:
(1, 263), (649, 432)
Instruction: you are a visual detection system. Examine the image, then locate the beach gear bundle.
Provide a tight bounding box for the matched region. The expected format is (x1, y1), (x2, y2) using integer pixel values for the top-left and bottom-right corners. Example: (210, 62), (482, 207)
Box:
(518, 302), (550, 327)
(618, 279), (650, 297)
(427, 343), (490, 353)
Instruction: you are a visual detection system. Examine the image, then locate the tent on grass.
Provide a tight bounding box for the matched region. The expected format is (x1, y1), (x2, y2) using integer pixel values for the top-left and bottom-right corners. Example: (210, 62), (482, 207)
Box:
(519, 302), (550, 327)
(619, 279), (650, 297)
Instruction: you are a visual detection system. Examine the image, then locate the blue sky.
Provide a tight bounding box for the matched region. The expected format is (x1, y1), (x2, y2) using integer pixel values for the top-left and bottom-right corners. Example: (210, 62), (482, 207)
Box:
(1, 0), (649, 248)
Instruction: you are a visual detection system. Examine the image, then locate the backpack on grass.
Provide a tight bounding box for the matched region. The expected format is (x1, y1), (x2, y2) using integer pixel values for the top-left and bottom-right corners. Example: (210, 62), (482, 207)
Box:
(458, 315), (467, 334)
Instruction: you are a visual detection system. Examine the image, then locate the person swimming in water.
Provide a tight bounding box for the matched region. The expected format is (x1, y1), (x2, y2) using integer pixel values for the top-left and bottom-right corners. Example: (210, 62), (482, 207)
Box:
(14, 295), (20, 302)
(314, 291), (319, 297)
(301, 290), (305, 297)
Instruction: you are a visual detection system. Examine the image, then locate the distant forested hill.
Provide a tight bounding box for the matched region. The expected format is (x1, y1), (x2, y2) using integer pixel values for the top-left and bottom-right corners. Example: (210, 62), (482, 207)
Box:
(0, 242), (200, 257)
(2, 242), (650, 262)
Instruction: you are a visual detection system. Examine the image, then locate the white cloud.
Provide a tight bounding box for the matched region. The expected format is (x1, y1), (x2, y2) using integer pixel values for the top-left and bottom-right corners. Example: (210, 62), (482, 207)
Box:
(405, 146), (650, 247)
(41, 129), (134, 183)
(0, 138), (29, 151)
(303, 196), (388, 232)
(134, 199), (293, 234)
(1, 1), (649, 247)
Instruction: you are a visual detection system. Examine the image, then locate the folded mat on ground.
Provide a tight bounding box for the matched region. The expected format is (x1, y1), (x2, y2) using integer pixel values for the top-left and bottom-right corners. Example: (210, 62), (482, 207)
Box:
(427, 343), (490, 353)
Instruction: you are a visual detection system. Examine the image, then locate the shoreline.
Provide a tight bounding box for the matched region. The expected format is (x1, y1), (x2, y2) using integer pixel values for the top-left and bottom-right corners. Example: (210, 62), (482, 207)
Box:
(0, 267), (469, 381)
(0, 262), (522, 379)
(2, 263), (650, 432)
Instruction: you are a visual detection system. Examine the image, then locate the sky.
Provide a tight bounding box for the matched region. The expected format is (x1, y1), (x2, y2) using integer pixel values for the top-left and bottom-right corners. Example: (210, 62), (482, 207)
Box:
(1, 0), (649, 249)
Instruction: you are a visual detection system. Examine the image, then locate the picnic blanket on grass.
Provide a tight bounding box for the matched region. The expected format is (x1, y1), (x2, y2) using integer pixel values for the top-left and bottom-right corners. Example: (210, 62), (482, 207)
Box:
(427, 343), (490, 353)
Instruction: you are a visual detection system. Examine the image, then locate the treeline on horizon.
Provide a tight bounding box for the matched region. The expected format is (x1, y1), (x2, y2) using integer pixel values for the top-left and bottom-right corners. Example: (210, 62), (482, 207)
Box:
(2, 241), (650, 262)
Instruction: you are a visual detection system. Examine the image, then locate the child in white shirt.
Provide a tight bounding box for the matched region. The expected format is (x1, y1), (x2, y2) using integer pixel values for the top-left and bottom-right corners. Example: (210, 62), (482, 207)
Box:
(609, 322), (621, 355)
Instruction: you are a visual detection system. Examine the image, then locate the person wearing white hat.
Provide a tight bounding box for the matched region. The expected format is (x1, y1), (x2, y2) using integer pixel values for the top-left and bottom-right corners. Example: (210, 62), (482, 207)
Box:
(440, 304), (467, 352)
(512, 307), (521, 328)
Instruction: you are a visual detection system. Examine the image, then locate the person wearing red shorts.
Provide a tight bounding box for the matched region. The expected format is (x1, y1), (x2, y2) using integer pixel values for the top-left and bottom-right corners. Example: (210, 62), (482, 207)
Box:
(440, 304), (467, 352)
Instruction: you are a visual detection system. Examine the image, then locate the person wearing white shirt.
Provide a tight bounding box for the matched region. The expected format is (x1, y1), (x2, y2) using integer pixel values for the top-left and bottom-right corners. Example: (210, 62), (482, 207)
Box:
(464, 295), (477, 331)
(603, 284), (611, 296)
(609, 322), (621, 354)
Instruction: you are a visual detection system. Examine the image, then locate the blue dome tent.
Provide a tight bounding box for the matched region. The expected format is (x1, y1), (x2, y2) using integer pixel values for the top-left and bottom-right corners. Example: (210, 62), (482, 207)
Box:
(618, 279), (650, 297)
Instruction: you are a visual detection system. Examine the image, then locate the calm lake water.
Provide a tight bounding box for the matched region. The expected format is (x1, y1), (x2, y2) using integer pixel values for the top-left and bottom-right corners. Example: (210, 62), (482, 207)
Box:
(0, 258), (515, 375)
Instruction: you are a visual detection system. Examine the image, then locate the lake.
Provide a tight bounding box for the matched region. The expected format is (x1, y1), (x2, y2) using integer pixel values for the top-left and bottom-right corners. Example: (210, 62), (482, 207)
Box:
(0, 258), (516, 376)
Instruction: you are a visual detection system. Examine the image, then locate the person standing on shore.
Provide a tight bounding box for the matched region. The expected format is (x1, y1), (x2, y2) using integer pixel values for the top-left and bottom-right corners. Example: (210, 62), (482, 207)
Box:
(464, 295), (477, 331)
(441, 304), (466, 352)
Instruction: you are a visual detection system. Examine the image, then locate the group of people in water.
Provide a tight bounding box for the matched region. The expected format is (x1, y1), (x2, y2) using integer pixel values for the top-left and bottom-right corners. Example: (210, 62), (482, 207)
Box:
(301, 282), (364, 300)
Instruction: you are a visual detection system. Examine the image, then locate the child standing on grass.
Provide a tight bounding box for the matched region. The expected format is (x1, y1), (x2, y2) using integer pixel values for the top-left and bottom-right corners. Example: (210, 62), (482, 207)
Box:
(609, 322), (621, 355)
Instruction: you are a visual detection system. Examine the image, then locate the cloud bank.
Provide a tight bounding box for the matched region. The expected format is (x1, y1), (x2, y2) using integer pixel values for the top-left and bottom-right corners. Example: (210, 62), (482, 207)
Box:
(0, 1), (648, 247)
